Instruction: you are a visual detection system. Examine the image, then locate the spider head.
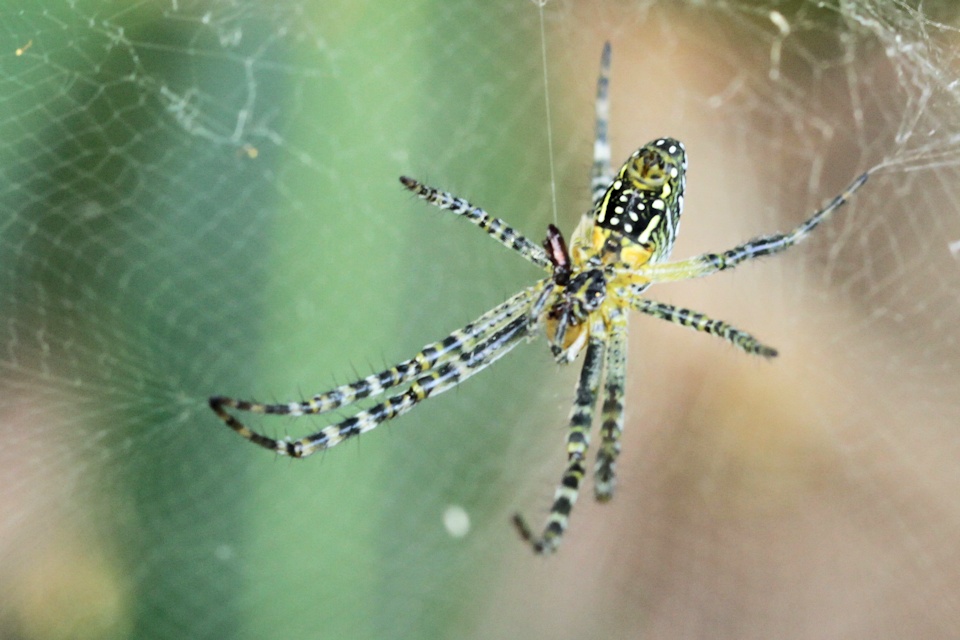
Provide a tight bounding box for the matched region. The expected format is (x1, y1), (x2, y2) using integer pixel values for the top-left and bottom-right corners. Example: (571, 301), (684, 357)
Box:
(595, 137), (687, 262)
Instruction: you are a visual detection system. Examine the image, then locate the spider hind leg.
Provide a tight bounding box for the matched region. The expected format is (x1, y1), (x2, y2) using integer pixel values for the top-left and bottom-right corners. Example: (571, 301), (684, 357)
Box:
(633, 299), (778, 357)
(591, 41), (614, 205)
(594, 313), (627, 501)
(513, 321), (607, 554)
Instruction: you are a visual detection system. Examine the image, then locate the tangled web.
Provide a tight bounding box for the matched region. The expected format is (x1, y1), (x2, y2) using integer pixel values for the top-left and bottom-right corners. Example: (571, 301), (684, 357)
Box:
(2, 1), (960, 638)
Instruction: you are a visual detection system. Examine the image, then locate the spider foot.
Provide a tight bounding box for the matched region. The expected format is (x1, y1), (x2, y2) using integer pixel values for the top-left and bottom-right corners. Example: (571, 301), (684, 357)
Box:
(593, 478), (615, 502)
(511, 513), (560, 555)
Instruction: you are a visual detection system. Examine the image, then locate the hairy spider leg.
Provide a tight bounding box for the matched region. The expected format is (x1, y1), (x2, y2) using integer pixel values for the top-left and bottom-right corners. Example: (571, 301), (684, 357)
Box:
(591, 41), (614, 207)
(288, 313), (533, 458)
(210, 287), (539, 424)
(400, 176), (550, 269)
(631, 299), (778, 357)
(594, 307), (627, 500)
(527, 281), (558, 332)
(637, 171), (869, 284)
(513, 315), (607, 554)
(212, 308), (534, 459)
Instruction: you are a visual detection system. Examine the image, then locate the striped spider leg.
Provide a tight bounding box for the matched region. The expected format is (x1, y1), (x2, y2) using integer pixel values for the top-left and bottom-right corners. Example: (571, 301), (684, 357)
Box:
(210, 156), (565, 457)
(619, 169), (871, 360)
(210, 43), (871, 556)
(633, 170), (870, 286)
(209, 285), (542, 457)
(590, 41), (614, 204)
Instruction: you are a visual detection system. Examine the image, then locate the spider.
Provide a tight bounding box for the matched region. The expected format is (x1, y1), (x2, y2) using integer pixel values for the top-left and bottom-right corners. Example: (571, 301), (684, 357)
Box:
(209, 42), (869, 555)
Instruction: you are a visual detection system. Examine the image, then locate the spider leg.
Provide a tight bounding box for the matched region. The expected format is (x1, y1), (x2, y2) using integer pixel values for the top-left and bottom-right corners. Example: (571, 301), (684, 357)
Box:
(399, 177), (550, 269)
(513, 316), (607, 554)
(212, 308), (533, 458)
(632, 298), (777, 357)
(591, 41), (613, 207)
(637, 171), (869, 284)
(527, 281), (557, 333)
(210, 286), (538, 424)
(287, 313), (531, 457)
(594, 308), (627, 501)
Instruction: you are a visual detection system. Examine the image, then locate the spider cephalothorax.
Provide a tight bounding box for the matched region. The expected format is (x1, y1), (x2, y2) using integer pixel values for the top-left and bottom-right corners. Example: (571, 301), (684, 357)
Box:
(209, 42), (869, 555)
(541, 223), (607, 362)
(544, 266), (607, 363)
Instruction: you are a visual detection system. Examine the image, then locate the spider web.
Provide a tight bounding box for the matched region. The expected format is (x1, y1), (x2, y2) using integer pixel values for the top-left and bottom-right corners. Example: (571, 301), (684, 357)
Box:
(2, 1), (960, 638)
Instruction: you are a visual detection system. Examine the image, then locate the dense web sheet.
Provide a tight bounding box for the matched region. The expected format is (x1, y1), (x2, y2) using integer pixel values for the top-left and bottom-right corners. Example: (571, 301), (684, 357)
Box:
(2, 1), (960, 638)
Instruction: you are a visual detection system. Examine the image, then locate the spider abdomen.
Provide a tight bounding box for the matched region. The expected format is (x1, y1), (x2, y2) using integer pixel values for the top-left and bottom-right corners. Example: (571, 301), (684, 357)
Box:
(595, 138), (687, 263)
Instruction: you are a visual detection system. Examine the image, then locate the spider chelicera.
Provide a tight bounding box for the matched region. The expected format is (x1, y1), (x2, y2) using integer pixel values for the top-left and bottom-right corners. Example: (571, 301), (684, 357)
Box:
(209, 43), (869, 554)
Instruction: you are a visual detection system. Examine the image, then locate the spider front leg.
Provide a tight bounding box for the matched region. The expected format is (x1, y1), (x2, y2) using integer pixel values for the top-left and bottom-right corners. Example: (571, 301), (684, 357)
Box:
(513, 317), (607, 555)
(210, 286), (541, 455)
(632, 298), (777, 357)
(400, 176), (550, 269)
(215, 311), (533, 459)
(210, 286), (537, 424)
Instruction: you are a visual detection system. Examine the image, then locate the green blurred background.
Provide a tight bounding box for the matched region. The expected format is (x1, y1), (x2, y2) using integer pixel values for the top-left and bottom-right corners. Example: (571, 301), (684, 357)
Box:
(4, 1), (960, 639)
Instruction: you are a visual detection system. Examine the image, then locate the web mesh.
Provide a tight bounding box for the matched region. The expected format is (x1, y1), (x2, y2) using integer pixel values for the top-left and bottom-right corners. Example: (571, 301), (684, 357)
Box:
(3, 1), (960, 638)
